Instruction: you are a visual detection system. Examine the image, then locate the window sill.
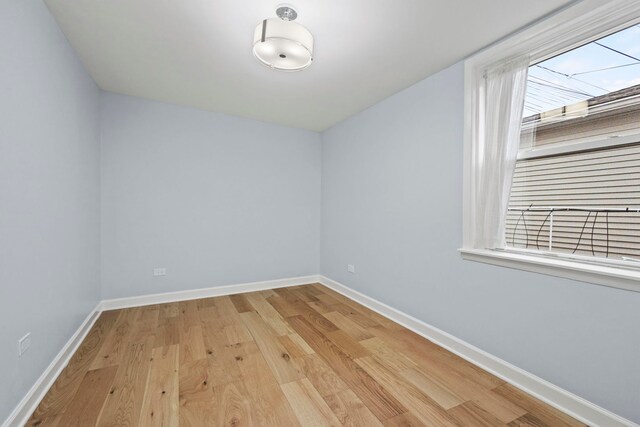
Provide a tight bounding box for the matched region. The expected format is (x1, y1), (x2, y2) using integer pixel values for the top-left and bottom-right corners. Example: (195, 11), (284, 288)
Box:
(459, 248), (640, 293)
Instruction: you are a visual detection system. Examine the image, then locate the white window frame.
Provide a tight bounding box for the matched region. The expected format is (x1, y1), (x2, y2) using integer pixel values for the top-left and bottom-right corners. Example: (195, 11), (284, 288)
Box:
(460, 0), (640, 293)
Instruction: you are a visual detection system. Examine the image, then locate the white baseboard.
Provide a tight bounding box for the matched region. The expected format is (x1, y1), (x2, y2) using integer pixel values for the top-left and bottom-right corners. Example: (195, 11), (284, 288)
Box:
(2, 304), (102, 427)
(99, 275), (322, 311)
(318, 275), (636, 427)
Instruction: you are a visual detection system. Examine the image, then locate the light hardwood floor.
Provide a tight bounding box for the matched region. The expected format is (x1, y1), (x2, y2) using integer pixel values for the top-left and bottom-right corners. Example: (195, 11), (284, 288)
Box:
(27, 284), (586, 426)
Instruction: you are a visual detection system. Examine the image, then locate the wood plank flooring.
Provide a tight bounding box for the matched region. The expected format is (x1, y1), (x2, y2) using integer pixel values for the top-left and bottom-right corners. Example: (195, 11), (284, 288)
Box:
(27, 284), (586, 426)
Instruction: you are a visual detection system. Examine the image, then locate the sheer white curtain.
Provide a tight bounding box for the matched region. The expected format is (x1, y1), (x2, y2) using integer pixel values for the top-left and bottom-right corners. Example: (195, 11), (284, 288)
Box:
(473, 56), (530, 249)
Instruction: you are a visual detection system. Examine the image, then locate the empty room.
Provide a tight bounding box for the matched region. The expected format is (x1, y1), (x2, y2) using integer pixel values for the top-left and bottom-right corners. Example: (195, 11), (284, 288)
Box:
(2, 0), (640, 426)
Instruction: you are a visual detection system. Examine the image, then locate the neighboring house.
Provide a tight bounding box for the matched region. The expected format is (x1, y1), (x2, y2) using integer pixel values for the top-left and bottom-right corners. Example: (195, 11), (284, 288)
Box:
(507, 84), (640, 260)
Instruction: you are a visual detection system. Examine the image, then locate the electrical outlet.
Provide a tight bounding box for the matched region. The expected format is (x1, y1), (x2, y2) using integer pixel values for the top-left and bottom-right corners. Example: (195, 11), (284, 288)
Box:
(347, 264), (355, 273)
(18, 333), (31, 357)
(153, 268), (167, 276)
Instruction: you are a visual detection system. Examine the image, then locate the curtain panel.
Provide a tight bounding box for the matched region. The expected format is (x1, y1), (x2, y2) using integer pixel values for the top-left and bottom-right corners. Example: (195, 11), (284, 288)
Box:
(473, 56), (530, 249)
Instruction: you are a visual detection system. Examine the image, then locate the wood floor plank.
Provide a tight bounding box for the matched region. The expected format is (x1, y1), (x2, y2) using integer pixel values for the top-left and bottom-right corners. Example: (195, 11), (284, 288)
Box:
(402, 328), (505, 390)
(216, 296), (249, 325)
(229, 294), (255, 313)
(232, 341), (278, 389)
(265, 294), (303, 318)
(493, 384), (586, 427)
(356, 356), (459, 426)
(473, 389), (529, 424)
(178, 394), (217, 427)
(398, 367), (464, 410)
(29, 284), (586, 427)
(288, 332), (315, 355)
(179, 325), (207, 365)
(91, 309), (137, 370)
(281, 378), (342, 427)
(288, 315), (406, 421)
(323, 388), (385, 427)
(298, 353), (349, 398)
(158, 303), (180, 322)
(323, 311), (375, 341)
(244, 291), (296, 336)
(57, 366), (118, 426)
(195, 296), (217, 311)
(97, 338), (154, 427)
(257, 289), (278, 299)
(179, 358), (211, 403)
(136, 304), (160, 322)
(129, 307), (160, 344)
(382, 412), (427, 427)
(362, 334), (467, 411)
(360, 337), (418, 372)
(201, 321), (243, 386)
(314, 286), (400, 329)
(198, 296), (242, 328)
(240, 311), (304, 384)
(369, 326), (505, 396)
(330, 302), (382, 329)
(326, 329), (370, 359)
(287, 286), (320, 303)
(28, 310), (119, 422)
(233, 341), (302, 426)
(178, 357), (217, 426)
(300, 283), (325, 296)
(273, 288), (340, 334)
(507, 413), (550, 426)
(314, 292), (344, 307)
(139, 345), (179, 426)
(278, 333), (311, 359)
(153, 315), (180, 348)
(447, 400), (506, 426)
(306, 299), (334, 314)
(25, 413), (64, 427)
(213, 380), (254, 426)
(223, 323), (253, 346)
(177, 300), (201, 331)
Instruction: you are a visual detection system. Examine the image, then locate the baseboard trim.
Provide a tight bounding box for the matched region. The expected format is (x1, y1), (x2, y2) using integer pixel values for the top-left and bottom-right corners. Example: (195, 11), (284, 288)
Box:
(318, 275), (637, 427)
(99, 275), (322, 311)
(2, 304), (102, 427)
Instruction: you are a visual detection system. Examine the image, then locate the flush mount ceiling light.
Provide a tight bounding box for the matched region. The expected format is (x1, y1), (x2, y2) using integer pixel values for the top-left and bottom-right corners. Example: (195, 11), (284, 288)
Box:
(253, 5), (314, 72)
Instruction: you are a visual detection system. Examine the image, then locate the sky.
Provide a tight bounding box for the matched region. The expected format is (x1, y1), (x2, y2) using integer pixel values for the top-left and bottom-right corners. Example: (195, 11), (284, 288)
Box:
(523, 24), (640, 117)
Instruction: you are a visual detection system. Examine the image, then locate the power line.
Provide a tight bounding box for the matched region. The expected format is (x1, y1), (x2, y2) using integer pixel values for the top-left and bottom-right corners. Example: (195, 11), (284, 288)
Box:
(528, 79), (591, 98)
(526, 86), (584, 104)
(527, 76), (593, 97)
(524, 76), (594, 114)
(527, 94), (580, 106)
(571, 61), (640, 77)
(594, 41), (640, 62)
(534, 65), (607, 93)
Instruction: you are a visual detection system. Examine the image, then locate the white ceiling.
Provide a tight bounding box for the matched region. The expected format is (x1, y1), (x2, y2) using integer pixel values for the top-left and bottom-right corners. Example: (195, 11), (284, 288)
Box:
(45, 0), (576, 131)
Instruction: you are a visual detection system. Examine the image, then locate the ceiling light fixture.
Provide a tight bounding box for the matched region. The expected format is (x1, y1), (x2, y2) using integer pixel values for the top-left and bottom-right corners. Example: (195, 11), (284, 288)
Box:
(253, 5), (314, 72)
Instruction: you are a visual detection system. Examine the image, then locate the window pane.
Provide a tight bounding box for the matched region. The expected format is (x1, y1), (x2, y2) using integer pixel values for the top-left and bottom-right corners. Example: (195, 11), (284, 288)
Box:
(521, 24), (640, 151)
(506, 143), (640, 260)
(506, 23), (640, 262)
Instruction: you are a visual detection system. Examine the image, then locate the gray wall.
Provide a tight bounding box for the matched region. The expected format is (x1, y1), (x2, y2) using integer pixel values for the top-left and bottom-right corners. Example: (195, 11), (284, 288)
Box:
(100, 93), (321, 299)
(0, 0), (101, 423)
(320, 62), (640, 422)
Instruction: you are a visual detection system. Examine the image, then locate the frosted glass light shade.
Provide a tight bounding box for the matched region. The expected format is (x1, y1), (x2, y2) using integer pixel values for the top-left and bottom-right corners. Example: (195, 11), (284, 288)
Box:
(253, 18), (313, 71)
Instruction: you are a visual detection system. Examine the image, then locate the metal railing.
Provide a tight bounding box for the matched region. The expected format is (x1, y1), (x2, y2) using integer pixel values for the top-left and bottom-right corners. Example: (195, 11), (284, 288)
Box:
(507, 205), (640, 257)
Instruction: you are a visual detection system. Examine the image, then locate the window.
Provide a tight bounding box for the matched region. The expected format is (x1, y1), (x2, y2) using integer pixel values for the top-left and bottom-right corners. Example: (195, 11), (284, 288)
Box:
(461, 0), (640, 292)
(506, 24), (640, 263)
